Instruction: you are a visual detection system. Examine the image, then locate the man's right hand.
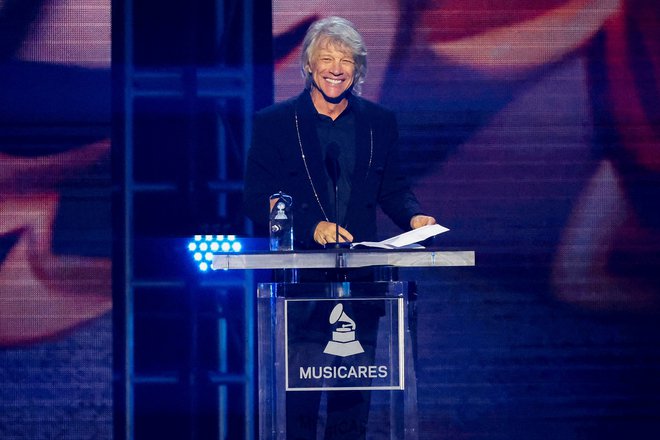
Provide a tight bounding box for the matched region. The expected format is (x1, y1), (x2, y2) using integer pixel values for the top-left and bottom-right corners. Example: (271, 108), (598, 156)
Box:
(313, 221), (353, 245)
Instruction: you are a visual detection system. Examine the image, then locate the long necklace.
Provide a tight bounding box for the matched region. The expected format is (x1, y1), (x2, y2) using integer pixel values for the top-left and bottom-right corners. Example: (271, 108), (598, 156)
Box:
(294, 109), (373, 223)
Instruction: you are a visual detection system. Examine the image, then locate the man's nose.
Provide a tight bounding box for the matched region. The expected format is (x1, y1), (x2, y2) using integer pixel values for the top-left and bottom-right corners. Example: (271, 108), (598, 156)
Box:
(329, 60), (343, 74)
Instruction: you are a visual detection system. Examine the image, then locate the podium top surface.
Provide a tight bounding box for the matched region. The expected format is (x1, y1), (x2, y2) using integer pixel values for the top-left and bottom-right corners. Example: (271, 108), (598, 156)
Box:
(211, 249), (475, 270)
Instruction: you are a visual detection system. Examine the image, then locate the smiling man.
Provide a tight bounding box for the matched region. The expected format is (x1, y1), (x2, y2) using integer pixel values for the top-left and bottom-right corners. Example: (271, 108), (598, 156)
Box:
(243, 17), (436, 439)
(244, 16), (435, 250)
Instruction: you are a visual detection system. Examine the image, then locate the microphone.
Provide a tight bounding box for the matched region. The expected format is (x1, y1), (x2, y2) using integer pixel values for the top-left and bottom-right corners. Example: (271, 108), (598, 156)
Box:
(324, 142), (341, 247)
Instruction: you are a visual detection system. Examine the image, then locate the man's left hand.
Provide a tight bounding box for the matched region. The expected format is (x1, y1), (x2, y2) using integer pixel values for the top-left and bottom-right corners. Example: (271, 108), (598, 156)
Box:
(410, 215), (436, 229)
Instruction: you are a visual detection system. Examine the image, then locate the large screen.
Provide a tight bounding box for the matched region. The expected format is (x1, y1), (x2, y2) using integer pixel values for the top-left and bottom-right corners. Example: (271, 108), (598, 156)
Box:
(273, 1), (660, 437)
(0, 0), (112, 437)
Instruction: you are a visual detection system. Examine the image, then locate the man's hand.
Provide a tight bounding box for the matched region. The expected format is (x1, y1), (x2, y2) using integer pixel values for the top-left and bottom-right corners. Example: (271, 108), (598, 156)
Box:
(410, 214), (436, 229)
(313, 221), (353, 245)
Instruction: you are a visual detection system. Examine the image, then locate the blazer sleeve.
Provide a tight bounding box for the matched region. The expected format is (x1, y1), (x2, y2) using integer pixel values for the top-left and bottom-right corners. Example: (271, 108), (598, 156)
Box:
(243, 104), (327, 249)
(376, 110), (424, 230)
(243, 111), (279, 233)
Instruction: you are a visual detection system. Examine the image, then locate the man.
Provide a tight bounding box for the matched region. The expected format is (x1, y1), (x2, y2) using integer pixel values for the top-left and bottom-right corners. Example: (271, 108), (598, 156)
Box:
(244, 16), (435, 249)
(244, 16), (434, 440)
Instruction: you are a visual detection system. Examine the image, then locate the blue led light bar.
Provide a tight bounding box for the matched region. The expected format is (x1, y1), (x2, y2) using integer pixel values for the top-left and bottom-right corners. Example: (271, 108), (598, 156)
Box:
(187, 235), (243, 272)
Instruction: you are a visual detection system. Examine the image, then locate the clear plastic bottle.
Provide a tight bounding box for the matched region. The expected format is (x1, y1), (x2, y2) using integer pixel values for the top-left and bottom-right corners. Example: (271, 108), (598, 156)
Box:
(269, 192), (293, 251)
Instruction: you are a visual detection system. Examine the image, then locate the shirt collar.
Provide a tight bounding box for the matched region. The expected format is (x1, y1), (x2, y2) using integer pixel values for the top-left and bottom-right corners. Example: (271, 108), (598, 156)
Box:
(304, 88), (355, 119)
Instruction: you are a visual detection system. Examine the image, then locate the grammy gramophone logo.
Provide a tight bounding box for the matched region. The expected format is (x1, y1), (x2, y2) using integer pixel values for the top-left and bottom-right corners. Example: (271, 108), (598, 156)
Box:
(323, 303), (365, 357)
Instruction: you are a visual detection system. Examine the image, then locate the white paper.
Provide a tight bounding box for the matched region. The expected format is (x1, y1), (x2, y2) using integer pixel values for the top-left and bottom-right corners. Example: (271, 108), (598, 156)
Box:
(351, 224), (449, 249)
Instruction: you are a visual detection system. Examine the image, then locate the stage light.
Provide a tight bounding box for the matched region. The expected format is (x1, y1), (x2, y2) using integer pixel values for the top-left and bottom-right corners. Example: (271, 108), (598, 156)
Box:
(187, 234), (245, 272)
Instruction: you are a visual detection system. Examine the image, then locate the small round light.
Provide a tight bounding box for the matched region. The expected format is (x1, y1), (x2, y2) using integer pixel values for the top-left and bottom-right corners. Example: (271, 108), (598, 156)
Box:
(221, 242), (231, 252)
(194, 235), (202, 241)
(216, 235), (225, 241)
(199, 262), (209, 271)
(205, 235), (213, 241)
(188, 242), (197, 251)
(194, 252), (202, 261)
(210, 242), (219, 251)
(231, 242), (242, 252)
(227, 235), (236, 241)
(205, 252), (214, 261)
(199, 243), (208, 251)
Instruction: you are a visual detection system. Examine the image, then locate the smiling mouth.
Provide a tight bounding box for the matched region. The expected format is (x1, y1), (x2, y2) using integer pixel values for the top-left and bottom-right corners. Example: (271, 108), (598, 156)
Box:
(325, 78), (343, 85)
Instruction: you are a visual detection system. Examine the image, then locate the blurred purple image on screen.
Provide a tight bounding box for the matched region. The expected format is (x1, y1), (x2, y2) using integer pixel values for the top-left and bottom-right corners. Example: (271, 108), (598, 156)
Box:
(273, 1), (660, 438)
(0, 0), (112, 438)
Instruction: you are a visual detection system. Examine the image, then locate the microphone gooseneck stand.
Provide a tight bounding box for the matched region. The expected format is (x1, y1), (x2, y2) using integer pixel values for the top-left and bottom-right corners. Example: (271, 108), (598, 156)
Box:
(324, 142), (342, 249)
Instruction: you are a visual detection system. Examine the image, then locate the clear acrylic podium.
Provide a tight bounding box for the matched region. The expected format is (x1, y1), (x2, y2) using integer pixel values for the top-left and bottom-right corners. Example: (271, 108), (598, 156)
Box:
(212, 249), (475, 440)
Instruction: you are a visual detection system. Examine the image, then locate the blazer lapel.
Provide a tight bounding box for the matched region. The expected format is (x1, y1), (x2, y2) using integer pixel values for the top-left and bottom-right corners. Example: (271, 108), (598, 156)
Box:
(295, 93), (332, 220)
(344, 97), (373, 230)
(352, 97), (372, 184)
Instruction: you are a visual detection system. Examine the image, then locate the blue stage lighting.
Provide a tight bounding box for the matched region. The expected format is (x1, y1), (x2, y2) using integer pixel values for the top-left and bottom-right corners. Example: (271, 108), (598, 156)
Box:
(187, 234), (245, 272)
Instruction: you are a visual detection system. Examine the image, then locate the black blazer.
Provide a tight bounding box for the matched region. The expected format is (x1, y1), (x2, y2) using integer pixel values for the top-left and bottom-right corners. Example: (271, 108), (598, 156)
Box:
(244, 91), (423, 249)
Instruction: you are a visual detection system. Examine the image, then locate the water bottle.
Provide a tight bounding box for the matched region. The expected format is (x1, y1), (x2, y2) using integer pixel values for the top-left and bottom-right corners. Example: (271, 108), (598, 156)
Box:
(269, 192), (293, 251)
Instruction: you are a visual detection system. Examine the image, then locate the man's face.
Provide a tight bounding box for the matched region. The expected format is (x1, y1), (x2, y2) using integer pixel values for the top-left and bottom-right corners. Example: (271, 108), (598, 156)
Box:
(307, 40), (356, 102)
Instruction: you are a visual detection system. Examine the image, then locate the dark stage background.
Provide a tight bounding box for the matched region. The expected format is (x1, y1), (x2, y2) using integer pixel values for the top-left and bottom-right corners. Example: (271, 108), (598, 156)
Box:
(1, 0), (659, 439)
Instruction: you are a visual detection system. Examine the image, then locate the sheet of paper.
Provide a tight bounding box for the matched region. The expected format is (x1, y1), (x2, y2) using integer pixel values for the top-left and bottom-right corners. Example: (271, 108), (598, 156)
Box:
(351, 224), (449, 249)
